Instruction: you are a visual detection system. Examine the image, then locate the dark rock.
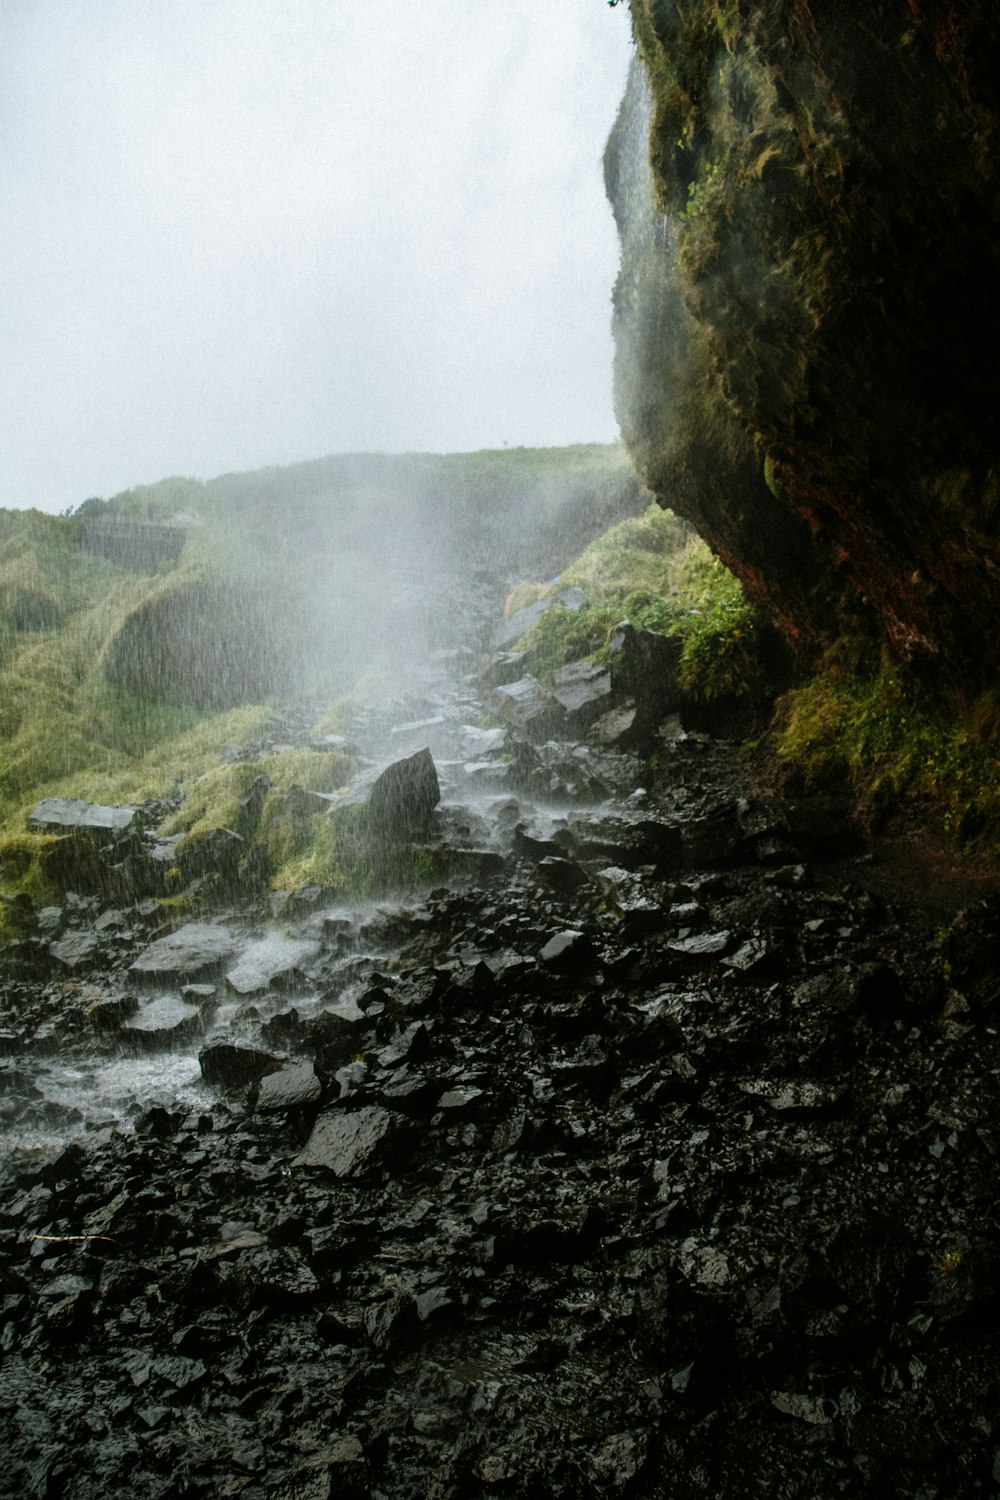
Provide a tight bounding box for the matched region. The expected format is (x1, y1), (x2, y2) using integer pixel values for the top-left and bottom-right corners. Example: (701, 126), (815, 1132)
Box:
(86, 992), (139, 1030)
(479, 649), (529, 689)
(294, 1105), (400, 1176)
(199, 1041), (282, 1087)
(608, 620), (683, 707)
(267, 1437), (368, 1500)
(336, 747), (440, 832)
(254, 1061), (322, 1112)
(667, 930), (731, 958)
(569, 811), (681, 870)
(436, 1085), (484, 1112)
(536, 856), (590, 894)
(48, 931), (99, 970)
(488, 675), (566, 739)
(551, 659), (612, 724)
(539, 929), (597, 972)
(175, 826), (246, 883)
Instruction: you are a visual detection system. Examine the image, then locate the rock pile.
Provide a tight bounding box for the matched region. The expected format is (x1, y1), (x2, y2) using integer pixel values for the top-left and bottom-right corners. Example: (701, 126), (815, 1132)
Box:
(1, 636), (999, 1498)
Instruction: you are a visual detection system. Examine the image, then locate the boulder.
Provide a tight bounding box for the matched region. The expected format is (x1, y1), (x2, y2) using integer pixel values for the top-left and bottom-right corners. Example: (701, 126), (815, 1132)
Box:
(551, 659), (613, 726)
(48, 931), (99, 970)
(224, 935), (320, 997)
(488, 676), (566, 740)
(28, 799), (138, 842)
(198, 1041), (282, 1087)
(335, 748), (440, 833)
(294, 1105), (400, 1176)
(129, 923), (238, 985)
(490, 587), (587, 651)
(608, 621), (682, 706)
(123, 996), (206, 1050)
(254, 1061), (322, 1112)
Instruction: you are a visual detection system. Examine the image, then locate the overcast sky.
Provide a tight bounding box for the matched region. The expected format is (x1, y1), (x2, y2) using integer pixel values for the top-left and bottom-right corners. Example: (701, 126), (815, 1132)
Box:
(0, 2), (634, 513)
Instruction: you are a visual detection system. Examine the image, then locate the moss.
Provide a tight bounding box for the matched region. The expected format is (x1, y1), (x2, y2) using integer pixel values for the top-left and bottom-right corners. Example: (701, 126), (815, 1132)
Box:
(775, 663), (1000, 844)
(670, 545), (766, 701)
(0, 831), (103, 936)
(160, 762), (260, 845)
(503, 504), (779, 708)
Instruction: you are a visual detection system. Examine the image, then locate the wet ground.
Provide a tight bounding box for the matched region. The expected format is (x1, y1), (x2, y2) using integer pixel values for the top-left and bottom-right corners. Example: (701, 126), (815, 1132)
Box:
(2, 634), (1000, 1499)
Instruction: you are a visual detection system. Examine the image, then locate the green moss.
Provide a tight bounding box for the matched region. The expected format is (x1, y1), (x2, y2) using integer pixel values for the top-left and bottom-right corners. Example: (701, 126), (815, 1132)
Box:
(504, 504), (773, 706)
(776, 664), (1000, 844)
(0, 831), (100, 937)
(160, 762), (260, 845)
(670, 545), (764, 701)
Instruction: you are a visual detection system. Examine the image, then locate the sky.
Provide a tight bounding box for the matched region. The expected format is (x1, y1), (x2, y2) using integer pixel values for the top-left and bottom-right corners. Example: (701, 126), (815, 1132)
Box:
(0, 2), (635, 514)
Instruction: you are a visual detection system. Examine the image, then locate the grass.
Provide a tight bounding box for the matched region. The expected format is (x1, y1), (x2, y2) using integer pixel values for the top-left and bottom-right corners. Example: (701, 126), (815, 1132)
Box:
(0, 444), (643, 920)
(506, 502), (774, 705)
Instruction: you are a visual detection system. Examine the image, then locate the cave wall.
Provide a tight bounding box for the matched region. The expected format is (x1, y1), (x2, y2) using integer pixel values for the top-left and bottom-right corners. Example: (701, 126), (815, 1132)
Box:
(609, 0), (1000, 695)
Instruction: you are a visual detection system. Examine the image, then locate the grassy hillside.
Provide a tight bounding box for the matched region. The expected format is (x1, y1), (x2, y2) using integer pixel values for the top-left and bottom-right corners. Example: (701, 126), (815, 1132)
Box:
(0, 445), (645, 924)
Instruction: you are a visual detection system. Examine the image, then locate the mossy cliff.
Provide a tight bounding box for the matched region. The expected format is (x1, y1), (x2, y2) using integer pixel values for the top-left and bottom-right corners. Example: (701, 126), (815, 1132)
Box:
(608, 1), (1000, 697)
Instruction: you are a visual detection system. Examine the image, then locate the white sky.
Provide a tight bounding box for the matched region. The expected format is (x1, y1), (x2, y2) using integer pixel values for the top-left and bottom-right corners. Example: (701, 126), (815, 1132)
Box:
(0, 1), (634, 513)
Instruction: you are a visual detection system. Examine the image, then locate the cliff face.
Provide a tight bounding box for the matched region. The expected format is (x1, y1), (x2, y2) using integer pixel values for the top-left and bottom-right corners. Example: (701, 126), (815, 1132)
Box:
(608, 1), (1000, 696)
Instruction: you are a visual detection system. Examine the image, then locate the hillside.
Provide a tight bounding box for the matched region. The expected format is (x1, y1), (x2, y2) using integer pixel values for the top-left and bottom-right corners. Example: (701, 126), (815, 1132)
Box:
(0, 444), (647, 925)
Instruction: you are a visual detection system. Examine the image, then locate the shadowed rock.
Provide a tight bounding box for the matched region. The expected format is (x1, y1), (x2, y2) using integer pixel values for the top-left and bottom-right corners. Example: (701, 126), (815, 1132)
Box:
(335, 748), (440, 834)
(294, 1105), (400, 1176)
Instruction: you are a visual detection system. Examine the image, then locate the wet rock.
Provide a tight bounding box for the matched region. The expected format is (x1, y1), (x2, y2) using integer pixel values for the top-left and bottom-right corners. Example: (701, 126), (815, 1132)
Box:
(174, 826), (246, 884)
(536, 856), (590, 895)
(589, 701), (642, 749)
(294, 1105), (400, 1176)
(587, 1430), (649, 1491)
(336, 747), (440, 832)
(741, 1078), (844, 1113)
(667, 930), (731, 958)
(551, 659), (612, 725)
(608, 620), (682, 706)
(130, 923), (238, 985)
(48, 931), (99, 970)
(679, 808), (743, 866)
(479, 649), (530, 689)
(180, 982), (217, 1001)
(488, 675), (566, 740)
(306, 1001), (372, 1065)
(569, 811), (681, 870)
(123, 995), (205, 1050)
(224, 936), (320, 997)
(199, 1041), (282, 1087)
(28, 798), (138, 840)
(253, 1061), (322, 1112)
(539, 929), (597, 972)
(268, 1436), (369, 1500)
(436, 1084), (485, 1112)
(86, 992), (139, 1030)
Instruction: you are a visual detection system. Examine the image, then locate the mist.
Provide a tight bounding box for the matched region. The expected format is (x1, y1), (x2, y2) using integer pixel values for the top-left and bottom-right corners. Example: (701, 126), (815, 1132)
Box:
(1, 1), (633, 514)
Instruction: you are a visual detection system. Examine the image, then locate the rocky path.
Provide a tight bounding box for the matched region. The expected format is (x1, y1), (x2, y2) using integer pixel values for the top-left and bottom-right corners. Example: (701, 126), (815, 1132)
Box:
(2, 632), (1000, 1499)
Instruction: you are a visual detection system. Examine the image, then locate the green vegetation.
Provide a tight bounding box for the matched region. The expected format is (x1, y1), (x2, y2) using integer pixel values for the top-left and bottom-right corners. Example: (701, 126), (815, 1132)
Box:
(508, 501), (774, 705)
(776, 662), (1000, 843)
(0, 442), (644, 920)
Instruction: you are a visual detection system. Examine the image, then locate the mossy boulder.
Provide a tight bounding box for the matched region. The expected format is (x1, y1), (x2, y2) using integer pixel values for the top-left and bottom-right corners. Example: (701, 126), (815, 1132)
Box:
(611, 4), (1000, 699)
